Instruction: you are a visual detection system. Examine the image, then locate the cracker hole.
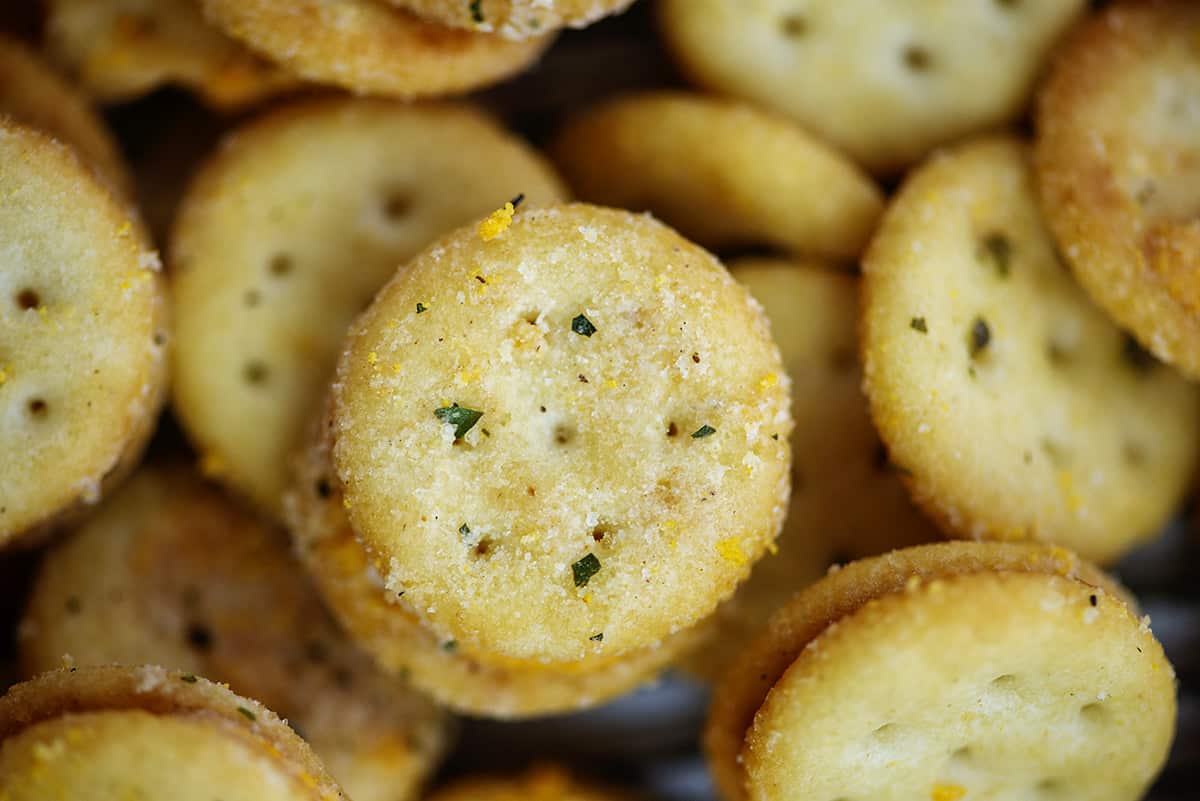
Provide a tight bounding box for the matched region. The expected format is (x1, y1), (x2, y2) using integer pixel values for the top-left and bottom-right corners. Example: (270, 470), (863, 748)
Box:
(902, 45), (932, 72)
(1080, 702), (1105, 721)
(978, 231), (1012, 278)
(27, 398), (48, 419)
(243, 361), (269, 386)
(268, 253), (293, 277)
(473, 538), (492, 557)
(691, 352), (701, 364)
(1037, 779), (1061, 794)
(382, 190), (414, 221)
(1040, 438), (1068, 468)
(968, 316), (991, 359)
(554, 424), (574, 445)
(667, 421), (679, 438)
(1123, 441), (1146, 468)
(991, 674), (1017, 688)
(14, 289), (40, 310)
(1046, 338), (1074, 367)
(950, 746), (971, 763)
(829, 346), (855, 374)
(779, 14), (808, 37)
(153, 331), (167, 347)
(186, 622), (213, 651)
(523, 311), (540, 325)
(591, 525), (609, 542)
(244, 289), (262, 308)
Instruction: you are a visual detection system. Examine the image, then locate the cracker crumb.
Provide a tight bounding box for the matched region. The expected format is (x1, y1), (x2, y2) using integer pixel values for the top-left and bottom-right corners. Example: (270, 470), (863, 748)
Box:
(479, 202), (516, 241)
(931, 784), (966, 801)
(716, 537), (747, 567)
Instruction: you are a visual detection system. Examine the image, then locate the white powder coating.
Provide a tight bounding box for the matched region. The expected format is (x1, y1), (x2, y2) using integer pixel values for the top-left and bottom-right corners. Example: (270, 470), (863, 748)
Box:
(332, 204), (792, 663)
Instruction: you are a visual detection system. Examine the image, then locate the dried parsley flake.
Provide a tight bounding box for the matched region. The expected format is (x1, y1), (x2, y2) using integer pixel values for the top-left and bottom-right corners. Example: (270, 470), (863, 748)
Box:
(691, 425), (716, 439)
(435, 403), (483, 439)
(572, 553), (601, 588)
(572, 314), (597, 337)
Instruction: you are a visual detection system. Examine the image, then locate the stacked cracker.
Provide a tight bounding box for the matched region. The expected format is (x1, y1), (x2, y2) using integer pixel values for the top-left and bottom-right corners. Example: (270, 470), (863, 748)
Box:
(0, 2), (1196, 800)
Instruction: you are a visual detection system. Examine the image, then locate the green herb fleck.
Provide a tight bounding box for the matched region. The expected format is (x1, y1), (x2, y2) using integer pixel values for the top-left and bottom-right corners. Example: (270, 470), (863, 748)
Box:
(416, 302), (427, 314)
(590, 632), (604, 642)
(979, 232), (1012, 278)
(237, 706), (257, 722)
(435, 403), (483, 439)
(442, 640), (458, 653)
(692, 425), (716, 439)
(910, 317), (927, 333)
(469, 0), (484, 23)
(572, 553), (601, 588)
(572, 314), (597, 337)
(180, 673), (198, 684)
(459, 523), (471, 538)
(969, 317), (991, 358)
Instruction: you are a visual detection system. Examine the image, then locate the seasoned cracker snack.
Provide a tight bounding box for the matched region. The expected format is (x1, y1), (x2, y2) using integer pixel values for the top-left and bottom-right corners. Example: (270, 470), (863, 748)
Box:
(551, 93), (882, 261)
(286, 426), (701, 718)
(0, 121), (168, 548)
(1036, 0), (1200, 379)
(330, 203), (792, 663)
(427, 766), (633, 801)
(20, 466), (452, 801)
(862, 137), (1198, 564)
(685, 258), (938, 681)
(387, 0), (636, 39)
(0, 35), (130, 196)
(201, 0), (555, 99)
(46, 0), (296, 109)
(0, 665), (346, 800)
(658, 0), (1085, 173)
(706, 542), (1170, 801)
(172, 99), (567, 516)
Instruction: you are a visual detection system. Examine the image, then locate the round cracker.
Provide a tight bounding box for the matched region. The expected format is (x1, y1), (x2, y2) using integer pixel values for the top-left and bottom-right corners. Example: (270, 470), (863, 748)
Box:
(171, 99), (567, 516)
(0, 35), (130, 196)
(427, 766), (633, 801)
(745, 571), (1173, 801)
(45, 0), (297, 109)
(200, 0), (555, 99)
(704, 541), (1133, 801)
(0, 665), (346, 800)
(657, 0), (1085, 173)
(1036, 0), (1200, 379)
(286, 424), (703, 719)
(861, 137), (1199, 565)
(0, 120), (168, 548)
(683, 258), (939, 681)
(550, 92), (882, 262)
(19, 465), (452, 801)
(331, 203), (792, 663)
(385, 0), (636, 39)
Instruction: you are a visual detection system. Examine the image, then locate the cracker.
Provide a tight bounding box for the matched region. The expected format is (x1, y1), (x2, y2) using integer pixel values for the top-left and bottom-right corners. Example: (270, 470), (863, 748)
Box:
(0, 121), (168, 548)
(745, 572), (1172, 801)
(861, 137), (1199, 565)
(331, 203), (792, 663)
(428, 766), (632, 801)
(171, 99), (567, 516)
(201, 0), (555, 99)
(0, 665), (346, 800)
(657, 0), (1085, 173)
(1035, 0), (1200, 379)
(705, 541), (1137, 801)
(19, 465), (452, 801)
(384, 0), (636, 39)
(0, 35), (130, 196)
(550, 92), (882, 261)
(45, 0), (297, 109)
(684, 258), (939, 681)
(285, 425), (702, 718)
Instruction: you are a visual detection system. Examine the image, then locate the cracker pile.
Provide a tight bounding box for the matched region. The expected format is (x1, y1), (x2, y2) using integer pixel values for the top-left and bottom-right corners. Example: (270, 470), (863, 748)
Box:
(0, 2), (1194, 800)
